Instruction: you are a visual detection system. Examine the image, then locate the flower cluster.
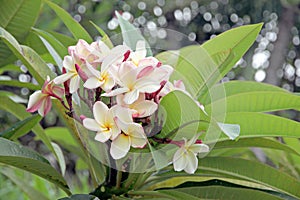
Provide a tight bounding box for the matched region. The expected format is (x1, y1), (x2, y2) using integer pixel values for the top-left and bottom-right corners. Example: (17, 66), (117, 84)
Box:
(26, 39), (209, 174)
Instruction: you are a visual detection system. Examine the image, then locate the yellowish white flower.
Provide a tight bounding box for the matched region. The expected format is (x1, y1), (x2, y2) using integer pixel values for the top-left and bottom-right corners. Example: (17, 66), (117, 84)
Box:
(173, 133), (209, 174)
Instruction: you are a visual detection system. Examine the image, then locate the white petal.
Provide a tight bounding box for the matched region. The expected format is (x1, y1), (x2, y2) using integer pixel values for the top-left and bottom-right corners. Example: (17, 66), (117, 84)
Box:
(93, 101), (108, 125)
(101, 75), (115, 92)
(63, 56), (75, 71)
(86, 61), (101, 77)
(38, 96), (52, 117)
(136, 79), (161, 93)
(69, 75), (81, 93)
(111, 105), (133, 123)
(134, 40), (146, 60)
(184, 151), (198, 174)
(95, 131), (111, 143)
(189, 144), (209, 154)
(128, 123), (147, 148)
(102, 87), (129, 97)
(83, 118), (101, 131)
(173, 148), (187, 172)
(84, 77), (103, 89)
(53, 73), (74, 84)
(123, 89), (139, 104)
(132, 100), (158, 118)
(110, 134), (130, 159)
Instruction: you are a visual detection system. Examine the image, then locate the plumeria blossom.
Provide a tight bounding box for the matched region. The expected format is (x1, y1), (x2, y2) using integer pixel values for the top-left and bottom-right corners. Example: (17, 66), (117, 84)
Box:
(173, 133), (209, 174)
(110, 117), (147, 159)
(117, 93), (158, 118)
(27, 76), (64, 116)
(129, 40), (147, 66)
(83, 101), (132, 142)
(103, 61), (161, 104)
(83, 45), (130, 91)
(53, 56), (82, 94)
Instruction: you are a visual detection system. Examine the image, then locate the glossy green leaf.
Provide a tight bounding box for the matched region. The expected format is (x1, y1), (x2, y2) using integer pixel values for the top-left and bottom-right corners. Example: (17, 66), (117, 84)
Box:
(0, 137), (70, 195)
(213, 138), (300, 156)
(0, 96), (55, 158)
(116, 11), (152, 56)
(90, 21), (114, 49)
(48, 31), (76, 47)
(0, 167), (49, 200)
(217, 112), (300, 141)
(0, 80), (39, 90)
(0, 0), (42, 66)
(165, 186), (283, 200)
(0, 64), (21, 74)
(0, 114), (41, 140)
(203, 80), (288, 105)
(197, 157), (300, 198)
(32, 28), (67, 57)
(202, 23), (263, 83)
(44, 1), (92, 42)
(206, 91), (300, 115)
(0, 27), (55, 85)
(159, 90), (202, 140)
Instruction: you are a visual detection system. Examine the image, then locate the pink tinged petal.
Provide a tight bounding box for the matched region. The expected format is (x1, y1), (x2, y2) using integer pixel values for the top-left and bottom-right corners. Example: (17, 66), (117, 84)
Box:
(110, 134), (130, 159)
(137, 66), (154, 79)
(173, 148), (187, 172)
(63, 56), (75, 71)
(138, 57), (159, 68)
(123, 89), (140, 104)
(69, 75), (80, 94)
(94, 130), (112, 143)
(38, 96), (52, 117)
(102, 87), (129, 97)
(26, 91), (44, 112)
(189, 144), (209, 154)
(84, 77), (103, 89)
(184, 151), (198, 174)
(133, 101), (158, 118)
(83, 118), (101, 132)
(136, 79), (161, 93)
(93, 101), (109, 125)
(128, 123), (147, 148)
(53, 73), (74, 84)
(51, 86), (64, 99)
(75, 64), (88, 81)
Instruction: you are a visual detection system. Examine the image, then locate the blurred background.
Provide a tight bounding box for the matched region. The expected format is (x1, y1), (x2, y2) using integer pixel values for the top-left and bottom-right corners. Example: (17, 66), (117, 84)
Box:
(1, 0), (300, 199)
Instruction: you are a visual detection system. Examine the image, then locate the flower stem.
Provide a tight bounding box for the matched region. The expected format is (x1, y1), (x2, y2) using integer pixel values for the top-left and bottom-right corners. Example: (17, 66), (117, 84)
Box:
(115, 171), (122, 189)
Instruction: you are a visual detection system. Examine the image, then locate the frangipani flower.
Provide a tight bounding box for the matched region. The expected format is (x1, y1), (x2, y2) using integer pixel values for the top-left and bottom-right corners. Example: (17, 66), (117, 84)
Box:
(116, 93), (158, 118)
(173, 133), (209, 174)
(27, 76), (64, 117)
(110, 117), (147, 159)
(53, 56), (81, 94)
(83, 101), (132, 142)
(103, 61), (161, 104)
(129, 40), (147, 66)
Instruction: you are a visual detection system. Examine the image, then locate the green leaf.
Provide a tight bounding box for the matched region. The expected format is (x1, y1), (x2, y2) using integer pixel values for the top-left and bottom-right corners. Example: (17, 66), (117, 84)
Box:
(202, 23), (263, 83)
(0, 64), (22, 74)
(0, 96), (56, 159)
(48, 31), (76, 47)
(32, 28), (66, 70)
(90, 21), (114, 49)
(206, 91), (300, 115)
(198, 157), (300, 198)
(159, 90), (203, 140)
(0, 0), (42, 66)
(44, 1), (92, 42)
(0, 137), (70, 195)
(164, 186), (284, 200)
(218, 112), (300, 141)
(0, 167), (50, 200)
(0, 114), (42, 140)
(0, 80), (40, 90)
(0, 27), (55, 85)
(213, 138), (300, 156)
(58, 194), (98, 200)
(116, 11), (152, 56)
(51, 142), (66, 176)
